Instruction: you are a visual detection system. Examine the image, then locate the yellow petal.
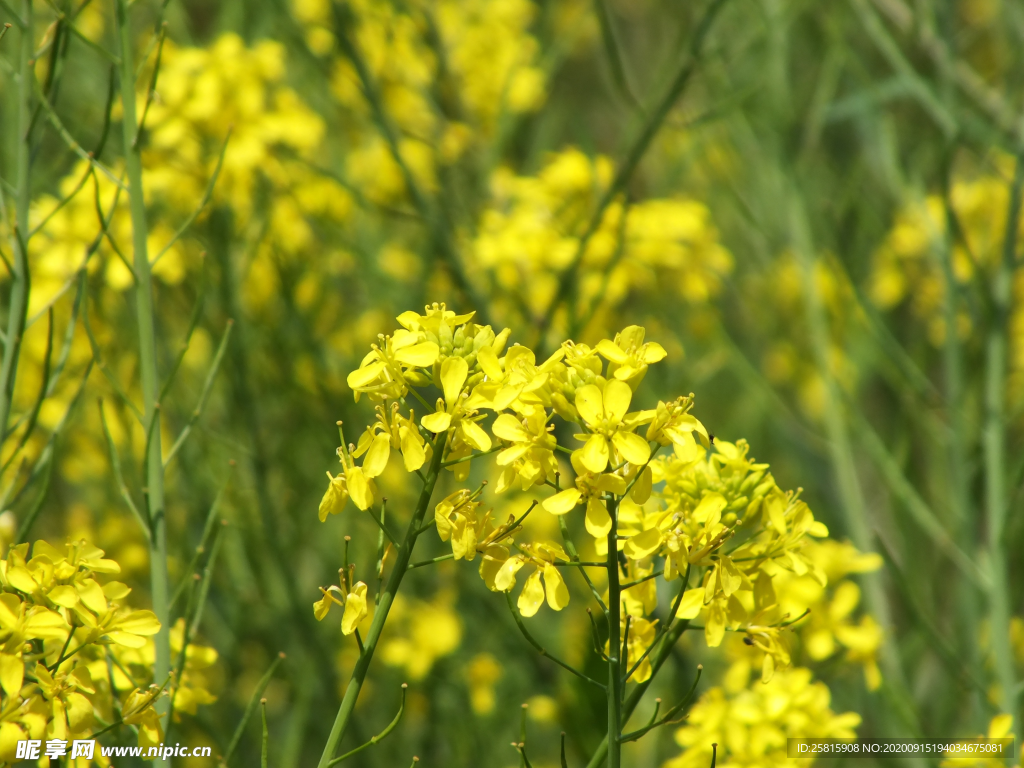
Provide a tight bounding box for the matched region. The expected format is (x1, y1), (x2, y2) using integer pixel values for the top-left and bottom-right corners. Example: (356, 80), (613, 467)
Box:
(542, 564), (569, 611)
(594, 473), (627, 495)
(578, 434), (610, 474)
(585, 497), (612, 537)
(0, 723), (25, 763)
(704, 567), (719, 603)
(761, 652), (775, 683)
(313, 593), (332, 621)
(135, 708), (164, 752)
(451, 518), (478, 561)
(319, 473), (348, 521)
(624, 528), (662, 560)
(0, 594), (20, 628)
(704, 602), (726, 647)
(492, 413), (529, 442)
(543, 489), (582, 515)
(102, 581), (132, 601)
(988, 714), (1013, 739)
(595, 339), (630, 364)
(47, 585), (79, 608)
(753, 570), (776, 613)
(459, 419), (492, 452)
(400, 429), (426, 472)
(421, 411), (452, 433)
(341, 582), (368, 635)
(719, 557), (742, 596)
(115, 609), (161, 635)
(479, 545), (510, 591)
(440, 356), (469, 405)
(347, 360), (386, 389)
(677, 588), (705, 620)
(70, 665), (95, 694)
(641, 342), (667, 363)
(5, 565), (38, 593)
(347, 467), (376, 510)
(492, 384), (524, 411)
(517, 570), (545, 617)
(65, 691), (94, 732)
(612, 430), (650, 466)
(603, 380), (632, 424)
(107, 631), (148, 648)
(477, 345), (504, 380)
(23, 609), (68, 638)
(363, 433), (391, 478)
(394, 341), (440, 367)
(76, 577), (108, 614)
(497, 444), (530, 466)
(766, 495), (787, 535)
(494, 556), (525, 592)
(0, 653), (24, 696)
(630, 466), (652, 504)
(574, 384), (604, 427)
(692, 492), (726, 526)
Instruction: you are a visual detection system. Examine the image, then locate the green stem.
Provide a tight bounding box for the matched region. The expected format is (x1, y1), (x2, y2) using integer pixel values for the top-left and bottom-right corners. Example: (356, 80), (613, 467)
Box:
(584, 619), (691, 768)
(938, 180), (984, 724)
(316, 435), (447, 768)
(983, 156), (1022, 735)
(219, 654), (285, 767)
(115, 0), (170, 722)
(606, 496), (622, 768)
(536, 0), (730, 348)
(0, 0), (32, 447)
(330, 2), (485, 318)
(790, 191), (922, 741)
(504, 592), (606, 691)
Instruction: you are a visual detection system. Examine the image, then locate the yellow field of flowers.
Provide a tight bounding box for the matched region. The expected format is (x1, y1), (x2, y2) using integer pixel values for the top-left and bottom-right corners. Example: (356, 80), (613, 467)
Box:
(0, 0), (1021, 766)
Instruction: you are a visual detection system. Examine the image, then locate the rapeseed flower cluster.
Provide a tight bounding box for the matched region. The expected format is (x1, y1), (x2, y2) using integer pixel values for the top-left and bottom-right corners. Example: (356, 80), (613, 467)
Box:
(869, 161), (1024, 405)
(473, 148), (733, 331)
(667, 665), (861, 768)
(316, 303), (874, 762)
(0, 539), (216, 762)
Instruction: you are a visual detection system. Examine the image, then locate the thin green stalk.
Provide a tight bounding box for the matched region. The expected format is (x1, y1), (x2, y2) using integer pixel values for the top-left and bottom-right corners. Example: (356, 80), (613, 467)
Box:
(606, 496), (622, 768)
(847, 0), (956, 138)
(504, 592), (606, 690)
(330, 1), (485, 318)
(316, 435), (447, 768)
(937, 180), (984, 726)
(592, 0), (643, 113)
(789, 191), (921, 740)
(260, 698), (269, 768)
(584, 619), (692, 768)
(326, 684), (408, 766)
(219, 654), (285, 768)
(114, 0), (170, 720)
(852, 409), (984, 586)
(0, 0), (33, 448)
(983, 155), (1022, 735)
(536, 0), (730, 348)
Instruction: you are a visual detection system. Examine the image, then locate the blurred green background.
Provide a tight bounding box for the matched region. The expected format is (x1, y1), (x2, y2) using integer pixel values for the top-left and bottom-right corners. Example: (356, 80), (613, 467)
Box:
(1, 0), (1022, 765)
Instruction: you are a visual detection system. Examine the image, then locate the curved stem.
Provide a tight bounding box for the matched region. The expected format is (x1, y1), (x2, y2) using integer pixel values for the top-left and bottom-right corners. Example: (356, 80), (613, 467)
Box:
(115, 0), (170, 724)
(326, 684), (408, 766)
(504, 592), (606, 691)
(0, 0), (32, 448)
